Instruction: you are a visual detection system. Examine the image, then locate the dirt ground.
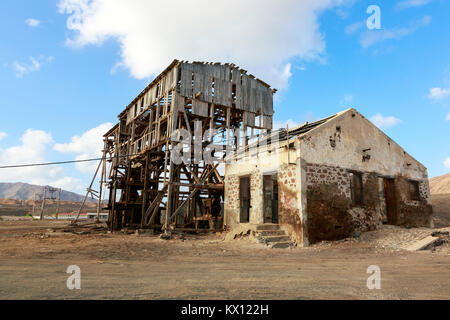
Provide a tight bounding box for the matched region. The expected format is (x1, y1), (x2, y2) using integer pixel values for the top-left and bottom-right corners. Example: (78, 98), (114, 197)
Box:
(0, 219), (449, 300)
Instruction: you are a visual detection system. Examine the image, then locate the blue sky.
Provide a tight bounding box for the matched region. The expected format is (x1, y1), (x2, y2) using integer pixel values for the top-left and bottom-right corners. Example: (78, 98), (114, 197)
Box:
(0, 0), (449, 194)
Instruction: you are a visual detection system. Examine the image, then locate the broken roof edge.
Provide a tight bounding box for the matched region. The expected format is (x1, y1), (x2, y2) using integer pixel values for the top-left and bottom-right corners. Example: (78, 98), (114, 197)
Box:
(118, 59), (180, 118)
(226, 107), (426, 172)
(291, 108), (353, 139)
(117, 59), (277, 119)
(103, 123), (119, 138)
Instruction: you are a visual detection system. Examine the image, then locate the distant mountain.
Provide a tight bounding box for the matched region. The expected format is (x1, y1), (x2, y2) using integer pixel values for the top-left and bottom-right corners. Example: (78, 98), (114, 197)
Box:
(0, 182), (96, 202)
(429, 173), (450, 195)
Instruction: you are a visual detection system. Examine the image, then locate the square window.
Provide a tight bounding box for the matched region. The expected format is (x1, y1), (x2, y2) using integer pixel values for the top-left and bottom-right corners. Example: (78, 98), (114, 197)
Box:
(409, 180), (421, 201)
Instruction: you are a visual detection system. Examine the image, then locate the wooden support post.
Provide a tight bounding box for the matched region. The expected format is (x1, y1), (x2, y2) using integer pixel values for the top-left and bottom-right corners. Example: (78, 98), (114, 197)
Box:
(164, 99), (179, 233)
(140, 153), (150, 227)
(286, 123), (290, 165)
(72, 158), (102, 225)
(96, 145), (107, 223)
(210, 104), (215, 139)
(169, 158), (224, 221)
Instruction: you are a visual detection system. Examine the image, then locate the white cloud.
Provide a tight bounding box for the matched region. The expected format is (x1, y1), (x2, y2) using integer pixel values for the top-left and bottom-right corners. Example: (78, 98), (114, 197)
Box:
(54, 122), (113, 173)
(428, 87), (450, 100)
(345, 21), (364, 35)
(52, 176), (83, 193)
(0, 124), (117, 193)
(58, 0), (351, 89)
(12, 55), (54, 78)
(340, 94), (354, 105)
(370, 114), (402, 129)
(444, 158), (450, 169)
(446, 113), (450, 121)
(25, 18), (40, 27)
(0, 132), (7, 141)
(0, 129), (82, 193)
(395, 0), (432, 11)
(359, 16), (431, 48)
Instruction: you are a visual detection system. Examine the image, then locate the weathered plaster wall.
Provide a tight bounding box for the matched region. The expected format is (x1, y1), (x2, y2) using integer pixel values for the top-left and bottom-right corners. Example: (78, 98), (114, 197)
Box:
(249, 170), (264, 225)
(278, 163), (304, 245)
(225, 143), (292, 224)
(224, 169), (264, 226)
(298, 109), (429, 182)
(224, 174), (240, 227)
(224, 143), (305, 245)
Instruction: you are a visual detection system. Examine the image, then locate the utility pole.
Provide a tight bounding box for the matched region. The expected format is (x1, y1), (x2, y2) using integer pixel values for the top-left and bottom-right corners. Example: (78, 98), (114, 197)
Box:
(39, 186), (59, 220)
(39, 187), (46, 220)
(55, 188), (61, 220)
(32, 193), (37, 217)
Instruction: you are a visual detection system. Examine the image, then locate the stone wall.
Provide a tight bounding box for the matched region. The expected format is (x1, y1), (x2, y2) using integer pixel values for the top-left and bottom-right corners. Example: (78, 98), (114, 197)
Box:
(225, 157), (432, 246)
(305, 163), (383, 244)
(304, 162), (432, 244)
(224, 169), (264, 226)
(395, 176), (433, 228)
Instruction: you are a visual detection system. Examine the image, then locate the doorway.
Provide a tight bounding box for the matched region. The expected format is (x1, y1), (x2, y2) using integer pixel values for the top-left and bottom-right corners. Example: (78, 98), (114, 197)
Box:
(239, 176), (251, 223)
(383, 178), (397, 225)
(263, 174), (278, 223)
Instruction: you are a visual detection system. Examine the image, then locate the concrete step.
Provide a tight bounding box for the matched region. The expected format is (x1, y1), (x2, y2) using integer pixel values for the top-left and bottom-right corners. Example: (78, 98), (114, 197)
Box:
(270, 241), (294, 249)
(256, 224), (280, 231)
(254, 224), (296, 249)
(262, 235), (291, 243)
(259, 230), (286, 237)
(403, 236), (439, 251)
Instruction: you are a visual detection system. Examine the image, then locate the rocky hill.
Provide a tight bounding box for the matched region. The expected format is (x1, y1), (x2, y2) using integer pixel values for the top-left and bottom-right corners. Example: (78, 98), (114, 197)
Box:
(429, 173), (450, 228)
(429, 173), (450, 194)
(0, 182), (95, 202)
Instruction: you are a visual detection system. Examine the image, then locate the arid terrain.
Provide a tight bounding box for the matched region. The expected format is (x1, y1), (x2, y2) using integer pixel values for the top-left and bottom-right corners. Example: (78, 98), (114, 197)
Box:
(0, 198), (102, 217)
(429, 173), (450, 228)
(431, 194), (450, 228)
(430, 173), (450, 195)
(0, 219), (448, 300)
(0, 174), (448, 300)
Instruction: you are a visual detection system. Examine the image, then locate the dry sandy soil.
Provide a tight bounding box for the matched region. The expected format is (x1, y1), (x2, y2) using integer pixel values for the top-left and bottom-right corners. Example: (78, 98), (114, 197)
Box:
(0, 199), (100, 217)
(0, 219), (449, 300)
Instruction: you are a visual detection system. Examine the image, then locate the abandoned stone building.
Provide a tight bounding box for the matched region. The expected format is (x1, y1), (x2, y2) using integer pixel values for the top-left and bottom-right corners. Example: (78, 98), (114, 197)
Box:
(224, 108), (433, 247)
(100, 59), (432, 248)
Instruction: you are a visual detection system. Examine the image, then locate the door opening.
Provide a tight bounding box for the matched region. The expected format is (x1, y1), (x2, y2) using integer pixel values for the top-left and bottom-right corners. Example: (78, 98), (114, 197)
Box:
(383, 178), (397, 225)
(263, 174), (278, 224)
(239, 176), (251, 223)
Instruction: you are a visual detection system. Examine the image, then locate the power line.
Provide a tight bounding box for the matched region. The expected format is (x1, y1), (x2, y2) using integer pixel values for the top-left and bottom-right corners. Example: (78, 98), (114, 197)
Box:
(0, 157), (105, 169)
(0, 128), (289, 170)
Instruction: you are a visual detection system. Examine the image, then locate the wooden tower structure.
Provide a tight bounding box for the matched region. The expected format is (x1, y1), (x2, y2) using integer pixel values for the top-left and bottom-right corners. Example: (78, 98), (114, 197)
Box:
(103, 59), (276, 232)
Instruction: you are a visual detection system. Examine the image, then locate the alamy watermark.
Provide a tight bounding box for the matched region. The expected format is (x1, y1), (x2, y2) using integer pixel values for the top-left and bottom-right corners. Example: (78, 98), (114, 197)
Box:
(366, 5), (381, 30)
(66, 265), (81, 290)
(168, 122), (282, 166)
(366, 265), (381, 290)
